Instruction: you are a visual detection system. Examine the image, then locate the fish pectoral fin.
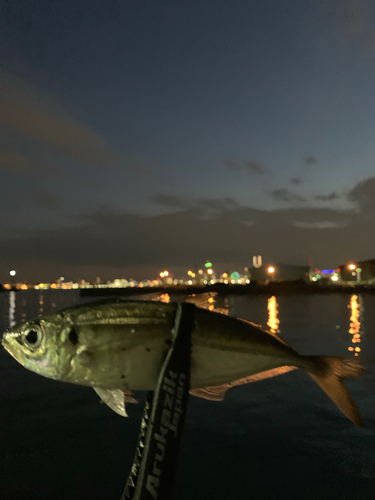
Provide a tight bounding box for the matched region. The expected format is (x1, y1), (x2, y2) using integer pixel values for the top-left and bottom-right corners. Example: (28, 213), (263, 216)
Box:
(93, 387), (128, 417)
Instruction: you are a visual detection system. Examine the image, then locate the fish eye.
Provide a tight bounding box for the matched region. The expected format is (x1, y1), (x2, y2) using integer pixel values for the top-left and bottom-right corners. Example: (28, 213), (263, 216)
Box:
(23, 327), (43, 350)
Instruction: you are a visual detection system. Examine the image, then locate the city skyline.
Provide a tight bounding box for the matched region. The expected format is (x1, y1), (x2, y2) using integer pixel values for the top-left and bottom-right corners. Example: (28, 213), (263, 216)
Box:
(1, 1), (375, 281)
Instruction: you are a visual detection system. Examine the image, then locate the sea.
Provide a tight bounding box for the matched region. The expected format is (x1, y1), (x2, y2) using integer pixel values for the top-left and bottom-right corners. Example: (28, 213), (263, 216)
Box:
(0, 290), (374, 500)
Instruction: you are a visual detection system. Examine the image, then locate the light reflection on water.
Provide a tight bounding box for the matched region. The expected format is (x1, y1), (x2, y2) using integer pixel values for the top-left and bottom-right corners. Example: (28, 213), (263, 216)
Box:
(267, 295), (280, 334)
(8, 291), (16, 328)
(348, 294), (362, 357)
(38, 293), (44, 316)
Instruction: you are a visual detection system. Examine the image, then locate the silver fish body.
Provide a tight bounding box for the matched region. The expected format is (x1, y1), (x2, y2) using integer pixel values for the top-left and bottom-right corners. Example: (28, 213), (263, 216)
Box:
(2, 300), (367, 425)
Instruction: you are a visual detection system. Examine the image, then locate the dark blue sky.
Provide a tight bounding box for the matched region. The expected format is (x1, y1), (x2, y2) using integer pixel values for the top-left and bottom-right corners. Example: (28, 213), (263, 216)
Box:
(1, 0), (375, 281)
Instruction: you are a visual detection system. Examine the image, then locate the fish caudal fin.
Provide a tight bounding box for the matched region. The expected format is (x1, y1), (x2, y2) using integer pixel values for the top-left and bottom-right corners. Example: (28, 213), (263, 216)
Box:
(306, 356), (367, 426)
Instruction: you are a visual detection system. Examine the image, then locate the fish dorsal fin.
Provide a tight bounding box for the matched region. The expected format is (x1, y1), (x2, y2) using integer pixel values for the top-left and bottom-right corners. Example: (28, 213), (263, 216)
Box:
(190, 366), (297, 402)
(93, 387), (128, 417)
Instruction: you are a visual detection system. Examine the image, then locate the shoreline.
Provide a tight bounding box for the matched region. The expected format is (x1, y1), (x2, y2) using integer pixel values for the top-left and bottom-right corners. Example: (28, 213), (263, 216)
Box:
(79, 282), (375, 297)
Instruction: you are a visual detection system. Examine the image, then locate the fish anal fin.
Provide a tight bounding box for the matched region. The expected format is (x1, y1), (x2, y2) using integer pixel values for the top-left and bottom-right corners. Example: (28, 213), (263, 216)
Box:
(190, 386), (229, 401)
(93, 387), (128, 417)
(190, 366), (297, 401)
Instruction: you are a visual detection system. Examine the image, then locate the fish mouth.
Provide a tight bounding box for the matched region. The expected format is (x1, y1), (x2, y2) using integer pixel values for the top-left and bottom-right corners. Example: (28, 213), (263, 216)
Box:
(1, 331), (24, 361)
(1, 335), (12, 355)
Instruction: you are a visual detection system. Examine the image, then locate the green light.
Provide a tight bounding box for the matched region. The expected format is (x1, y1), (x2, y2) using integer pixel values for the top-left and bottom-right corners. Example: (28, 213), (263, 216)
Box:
(205, 262), (212, 268)
(230, 271), (240, 280)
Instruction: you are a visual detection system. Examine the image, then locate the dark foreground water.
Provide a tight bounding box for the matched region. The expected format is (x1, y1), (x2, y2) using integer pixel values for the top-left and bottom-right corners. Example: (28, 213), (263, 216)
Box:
(0, 290), (374, 500)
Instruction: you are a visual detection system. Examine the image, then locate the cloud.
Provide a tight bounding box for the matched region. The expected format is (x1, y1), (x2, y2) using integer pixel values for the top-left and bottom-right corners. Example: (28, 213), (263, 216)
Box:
(269, 188), (306, 203)
(304, 155), (317, 165)
(224, 159), (267, 174)
(198, 197), (239, 211)
(151, 194), (191, 209)
(293, 220), (347, 229)
(29, 189), (64, 210)
(314, 192), (340, 201)
(224, 159), (241, 171)
(348, 176), (375, 212)
(290, 178), (302, 185)
(245, 160), (266, 174)
(337, 0), (375, 49)
(152, 194), (240, 216)
(0, 71), (118, 168)
(0, 149), (63, 177)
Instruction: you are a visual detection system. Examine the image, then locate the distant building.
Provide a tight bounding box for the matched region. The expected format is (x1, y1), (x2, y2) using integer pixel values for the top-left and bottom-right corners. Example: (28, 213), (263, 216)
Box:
(252, 255), (262, 268)
(338, 258), (375, 283)
(249, 263), (310, 283)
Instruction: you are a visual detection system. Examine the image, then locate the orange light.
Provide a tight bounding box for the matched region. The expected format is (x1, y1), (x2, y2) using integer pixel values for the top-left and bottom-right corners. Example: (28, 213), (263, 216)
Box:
(50, 283), (56, 289)
(160, 293), (170, 303)
(348, 264), (356, 270)
(164, 271), (169, 277)
(20, 284), (28, 290)
(348, 295), (362, 357)
(267, 266), (275, 274)
(160, 272), (164, 278)
(207, 268), (213, 274)
(267, 296), (280, 334)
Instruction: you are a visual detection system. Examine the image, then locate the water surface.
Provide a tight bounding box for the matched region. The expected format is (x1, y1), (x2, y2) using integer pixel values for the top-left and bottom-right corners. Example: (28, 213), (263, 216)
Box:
(0, 291), (374, 499)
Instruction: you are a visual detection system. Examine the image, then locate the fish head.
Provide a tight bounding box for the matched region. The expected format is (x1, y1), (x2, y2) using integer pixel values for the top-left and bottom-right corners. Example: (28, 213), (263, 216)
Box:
(2, 314), (77, 382)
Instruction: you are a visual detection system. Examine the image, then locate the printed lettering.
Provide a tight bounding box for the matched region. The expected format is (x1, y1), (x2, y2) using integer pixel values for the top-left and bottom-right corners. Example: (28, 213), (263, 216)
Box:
(164, 392), (173, 410)
(146, 475), (159, 499)
(155, 441), (165, 462)
(161, 409), (171, 428)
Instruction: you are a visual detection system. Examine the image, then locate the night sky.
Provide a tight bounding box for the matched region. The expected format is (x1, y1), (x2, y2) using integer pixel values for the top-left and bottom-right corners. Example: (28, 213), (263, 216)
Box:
(1, 0), (375, 282)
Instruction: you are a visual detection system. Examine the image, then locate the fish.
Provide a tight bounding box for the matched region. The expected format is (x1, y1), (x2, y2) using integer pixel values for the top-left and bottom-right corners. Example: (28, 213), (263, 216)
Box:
(1, 299), (367, 425)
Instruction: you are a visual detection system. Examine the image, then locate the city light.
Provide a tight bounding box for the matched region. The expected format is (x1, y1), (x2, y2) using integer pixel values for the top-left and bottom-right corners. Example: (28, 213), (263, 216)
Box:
(331, 275), (339, 281)
(160, 272), (164, 278)
(267, 266), (275, 274)
(348, 264), (356, 270)
(10, 270), (16, 277)
(207, 268), (213, 275)
(163, 271), (169, 276)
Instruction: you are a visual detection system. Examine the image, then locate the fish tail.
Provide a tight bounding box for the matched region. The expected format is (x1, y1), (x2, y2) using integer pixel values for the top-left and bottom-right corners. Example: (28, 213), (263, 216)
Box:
(305, 355), (367, 426)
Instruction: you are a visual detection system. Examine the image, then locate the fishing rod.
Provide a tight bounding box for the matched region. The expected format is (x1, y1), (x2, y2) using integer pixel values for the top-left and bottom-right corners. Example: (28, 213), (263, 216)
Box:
(121, 302), (195, 500)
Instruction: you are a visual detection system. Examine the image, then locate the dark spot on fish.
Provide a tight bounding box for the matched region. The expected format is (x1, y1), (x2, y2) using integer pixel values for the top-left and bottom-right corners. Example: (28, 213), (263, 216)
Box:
(165, 339), (172, 345)
(122, 348), (126, 351)
(121, 375), (125, 379)
(69, 328), (79, 345)
(146, 347), (151, 352)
